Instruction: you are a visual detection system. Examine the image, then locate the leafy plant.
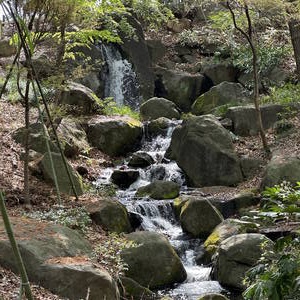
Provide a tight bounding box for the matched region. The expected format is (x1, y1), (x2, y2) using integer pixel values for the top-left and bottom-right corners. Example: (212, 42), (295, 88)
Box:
(178, 29), (199, 47)
(26, 206), (92, 233)
(100, 97), (140, 120)
(261, 182), (300, 222)
(244, 236), (300, 300)
(93, 233), (136, 276)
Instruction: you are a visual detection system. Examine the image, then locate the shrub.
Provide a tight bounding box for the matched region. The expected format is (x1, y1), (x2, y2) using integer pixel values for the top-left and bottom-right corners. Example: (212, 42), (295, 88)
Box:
(178, 29), (199, 47)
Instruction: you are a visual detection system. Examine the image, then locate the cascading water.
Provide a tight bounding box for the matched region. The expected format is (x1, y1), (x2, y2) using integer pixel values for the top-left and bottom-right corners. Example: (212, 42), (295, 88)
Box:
(101, 44), (141, 109)
(96, 121), (224, 299)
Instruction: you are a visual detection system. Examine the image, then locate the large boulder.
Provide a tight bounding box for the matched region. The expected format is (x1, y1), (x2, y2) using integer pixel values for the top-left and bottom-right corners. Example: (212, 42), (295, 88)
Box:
(0, 217), (119, 300)
(146, 39), (167, 65)
(212, 233), (273, 290)
(87, 199), (132, 233)
(59, 81), (101, 114)
(0, 38), (16, 57)
(147, 117), (175, 137)
(154, 67), (210, 111)
(179, 196), (223, 238)
(87, 116), (143, 157)
(57, 118), (90, 158)
(111, 169), (140, 189)
(136, 180), (180, 199)
(121, 231), (187, 289)
(140, 97), (181, 121)
(167, 115), (243, 187)
(225, 104), (283, 136)
(191, 82), (250, 115)
(202, 63), (239, 85)
(13, 123), (58, 155)
(204, 219), (259, 257)
(261, 154), (300, 189)
(128, 152), (155, 168)
(39, 152), (84, 196)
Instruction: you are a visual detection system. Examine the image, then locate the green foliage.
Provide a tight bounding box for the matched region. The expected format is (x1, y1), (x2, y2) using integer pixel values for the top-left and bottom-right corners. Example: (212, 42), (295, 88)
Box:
(126, 0), (173, 29)
(261, 83), (300, 105)
(244, 236), (300, 300)
(93, 233), (135, 276)
(100, 97), (140, 120)
(178, 29), (199, 47)
(261, 182), (300, 222)
(26, 206), (92, 233)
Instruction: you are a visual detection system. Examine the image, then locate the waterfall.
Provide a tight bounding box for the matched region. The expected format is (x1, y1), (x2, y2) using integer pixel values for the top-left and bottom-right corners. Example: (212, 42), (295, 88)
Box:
(96, 121), (224, 299)
(101, 44), (141, 109)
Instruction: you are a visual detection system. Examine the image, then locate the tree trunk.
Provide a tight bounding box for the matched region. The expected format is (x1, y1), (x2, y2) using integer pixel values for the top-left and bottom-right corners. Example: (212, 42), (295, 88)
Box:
(289, 19), (300, 81)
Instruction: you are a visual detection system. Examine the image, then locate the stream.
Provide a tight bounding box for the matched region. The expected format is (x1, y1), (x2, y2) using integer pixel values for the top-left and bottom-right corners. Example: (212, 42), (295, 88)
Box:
(96, 121), (224, 299)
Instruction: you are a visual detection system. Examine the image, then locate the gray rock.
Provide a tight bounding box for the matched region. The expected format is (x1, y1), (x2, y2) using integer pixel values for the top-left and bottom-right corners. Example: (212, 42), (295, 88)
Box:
(191, 82), (250, 115)
(13, 123), (58, 155)
(202, 63), (239, 85)
(87, 116), (143, 157)
(140, 97), (181, 121)
(0, 217), (119, 300)
(147, 117), (174, 136)
(87, 199), (132, 233)
(57, 118), (90, 158)
(261, 154), (300, 189)
(128, 152), (155, 168)
(111, 169), (139, 189)
(60, 81), (101, 114)
(136, 180), (180, 200)
(121, 231), (187, 289)
(225, 104), (284, 136)
(39, 152), (84, 196)
(167, 115), (243, 187)
(179, 196), (223, 238)
(213, 234), (273, 290)
(154, 67), (208, 111)
(240, 155), (264, 179)
(146, 39), (167, 65)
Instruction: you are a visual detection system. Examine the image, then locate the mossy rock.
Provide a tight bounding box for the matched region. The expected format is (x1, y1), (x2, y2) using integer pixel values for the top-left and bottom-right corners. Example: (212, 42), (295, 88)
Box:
(87, 199), (132, 233)
(204, 219), (259, 257)
(136, 180), (180, 200)
(173, 197), (188, 218)
(198, 294), (229, 300)
(121, 231), (187, 289)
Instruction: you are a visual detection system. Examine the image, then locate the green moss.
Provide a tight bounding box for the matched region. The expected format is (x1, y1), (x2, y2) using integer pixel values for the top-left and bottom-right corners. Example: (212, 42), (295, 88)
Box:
(204, 230), (220, 254)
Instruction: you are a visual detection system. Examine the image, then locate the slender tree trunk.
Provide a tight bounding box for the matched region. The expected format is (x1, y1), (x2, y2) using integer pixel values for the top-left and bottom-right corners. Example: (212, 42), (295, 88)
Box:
(23, 79), (31, 205)
(289, 18), (300, 81)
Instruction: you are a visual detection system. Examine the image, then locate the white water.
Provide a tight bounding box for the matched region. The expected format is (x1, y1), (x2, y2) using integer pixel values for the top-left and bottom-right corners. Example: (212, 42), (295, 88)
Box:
(96, 122), (223, 299)
(101, 44), (140, 109)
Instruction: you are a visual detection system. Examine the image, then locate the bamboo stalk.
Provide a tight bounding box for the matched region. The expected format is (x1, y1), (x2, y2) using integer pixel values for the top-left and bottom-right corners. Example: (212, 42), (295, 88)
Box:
(0, 191), (33, 300)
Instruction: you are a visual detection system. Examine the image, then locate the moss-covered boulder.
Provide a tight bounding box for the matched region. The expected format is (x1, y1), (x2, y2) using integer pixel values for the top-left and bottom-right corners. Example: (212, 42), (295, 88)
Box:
(121, 231), (187, 289)
(39, 152), (83, 196)
(140, 97), (181, 121)
(167, 115), (242, 187)
(13, 123), (58, 155)
(147, 117), (174, 137)
(191, 82), (249, 115)
(87, 116), (143, 157)
(87, 199), (132, 233)
(261, 154), (300, 190)
(136, 180), (180, 199)
(179, 196), (223, 238)
(204, 219), (259, 258)
(212, 233), (273, 290)
(0, 217), (119, 300)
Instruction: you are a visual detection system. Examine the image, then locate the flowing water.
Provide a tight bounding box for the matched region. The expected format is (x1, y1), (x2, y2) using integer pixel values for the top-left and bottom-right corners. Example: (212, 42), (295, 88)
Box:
(101, 44), (141, 109)
(96, 121), (223, 299)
